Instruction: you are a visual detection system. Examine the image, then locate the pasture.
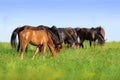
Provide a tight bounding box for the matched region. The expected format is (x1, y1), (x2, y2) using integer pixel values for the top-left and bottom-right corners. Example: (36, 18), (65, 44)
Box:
(0, 42), (120, 80)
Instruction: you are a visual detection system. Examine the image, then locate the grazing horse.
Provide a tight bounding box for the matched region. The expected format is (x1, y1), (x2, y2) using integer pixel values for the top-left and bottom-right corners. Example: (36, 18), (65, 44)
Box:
(19, 28), (56, 60)
(65, 27), (79, 48)
(11, 25), (62, 52)
(65, 27), (78, 43)
(95, 26), (105, 45)
(76, 27), (105, 48)
(37, 25), (62, 51)
(50, 26), (76, 48)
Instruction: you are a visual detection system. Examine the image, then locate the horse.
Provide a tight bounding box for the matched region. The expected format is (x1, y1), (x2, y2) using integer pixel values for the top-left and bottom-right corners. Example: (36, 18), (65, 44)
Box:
(50, 26), (76, 48)
(95, 26), (105, 45)
(11, 25), (62, 52)
(65, 27), (79, 48)
(37, 25), (62, 52)
(18, 27), (56, 60)
(76, 27), (105, 48)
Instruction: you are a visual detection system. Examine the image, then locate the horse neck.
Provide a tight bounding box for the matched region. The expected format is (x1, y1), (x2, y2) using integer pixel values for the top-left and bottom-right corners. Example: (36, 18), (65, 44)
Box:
(51, 27), (61, 42)
(49, 30), (61, 44)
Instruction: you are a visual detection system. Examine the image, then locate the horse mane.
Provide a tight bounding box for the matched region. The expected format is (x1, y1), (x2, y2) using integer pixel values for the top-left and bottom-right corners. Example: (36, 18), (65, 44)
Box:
(51, 25), (61, 41)
(37, 25), (61, 47)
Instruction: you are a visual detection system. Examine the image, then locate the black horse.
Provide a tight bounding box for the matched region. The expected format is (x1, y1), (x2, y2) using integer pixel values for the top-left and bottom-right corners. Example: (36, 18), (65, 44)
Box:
(76, 27), (105, 48)
(51, 26), (77, 48)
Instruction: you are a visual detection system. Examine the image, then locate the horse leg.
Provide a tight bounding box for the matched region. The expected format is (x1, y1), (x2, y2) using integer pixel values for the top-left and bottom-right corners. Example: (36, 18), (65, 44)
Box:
(48, 42), (56, 57)
(80, 39), (84, 48)
(20, 38), (28, 60)
(42, 43), (47, 60)
(32, 47), (39, 60)
(18, 36), (27, 52)
(90, 40), (92, 47)
(67, 40), (74, 48)
(20, 43), (27, 60)
(39, 45), (43, 52)
(94, 40), (96, 47)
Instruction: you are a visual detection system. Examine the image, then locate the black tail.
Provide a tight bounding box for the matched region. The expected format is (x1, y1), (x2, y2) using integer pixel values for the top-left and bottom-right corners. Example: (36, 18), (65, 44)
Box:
(11, 27), (21, 49)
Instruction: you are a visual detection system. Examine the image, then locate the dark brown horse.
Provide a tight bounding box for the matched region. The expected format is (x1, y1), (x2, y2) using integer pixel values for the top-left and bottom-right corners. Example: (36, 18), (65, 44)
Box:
(95, 26), (105, 45)
(20, 28), (56, 60)
(76, 27), (105, 48)
(65, 27), (79, 48)
(11, 25), (62, 52)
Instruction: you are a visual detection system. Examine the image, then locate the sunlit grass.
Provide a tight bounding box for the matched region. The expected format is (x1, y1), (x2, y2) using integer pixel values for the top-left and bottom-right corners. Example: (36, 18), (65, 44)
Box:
(0, 42), (120, 80)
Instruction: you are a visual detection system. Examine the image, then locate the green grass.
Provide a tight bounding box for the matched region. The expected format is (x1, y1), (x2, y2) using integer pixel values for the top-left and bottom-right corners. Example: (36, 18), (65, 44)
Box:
(0, 42), (120, 80)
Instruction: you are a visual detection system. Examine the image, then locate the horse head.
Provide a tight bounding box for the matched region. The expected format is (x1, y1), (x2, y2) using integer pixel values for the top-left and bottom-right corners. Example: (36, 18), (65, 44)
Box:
(49, 26), (63, 52)
(95, 26), (105, 45)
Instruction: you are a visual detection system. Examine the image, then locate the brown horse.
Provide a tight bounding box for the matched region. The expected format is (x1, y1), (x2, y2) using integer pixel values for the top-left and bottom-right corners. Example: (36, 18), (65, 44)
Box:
(19, 27), (56, 60)
(95, 26), (105, 45)
(11, 25), (62, 52)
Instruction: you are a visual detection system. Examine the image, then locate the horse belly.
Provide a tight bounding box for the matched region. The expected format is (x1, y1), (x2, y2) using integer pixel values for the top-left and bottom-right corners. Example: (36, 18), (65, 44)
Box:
(30, 32), (48, 46)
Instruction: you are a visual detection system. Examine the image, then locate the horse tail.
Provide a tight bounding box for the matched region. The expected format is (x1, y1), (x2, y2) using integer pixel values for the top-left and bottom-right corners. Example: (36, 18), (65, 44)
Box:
(10, 27), (21, 49)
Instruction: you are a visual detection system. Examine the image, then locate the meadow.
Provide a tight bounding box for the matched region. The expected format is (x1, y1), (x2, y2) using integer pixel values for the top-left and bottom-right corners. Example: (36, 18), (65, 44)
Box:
(0, 42), (120, 80)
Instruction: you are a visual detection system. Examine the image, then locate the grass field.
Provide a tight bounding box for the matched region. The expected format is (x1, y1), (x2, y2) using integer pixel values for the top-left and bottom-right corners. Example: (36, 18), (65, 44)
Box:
(0, 42), (120, 80)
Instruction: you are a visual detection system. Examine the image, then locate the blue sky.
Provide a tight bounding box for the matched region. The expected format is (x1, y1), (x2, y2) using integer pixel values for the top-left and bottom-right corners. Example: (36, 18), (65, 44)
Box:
(0, 0), (120, 42)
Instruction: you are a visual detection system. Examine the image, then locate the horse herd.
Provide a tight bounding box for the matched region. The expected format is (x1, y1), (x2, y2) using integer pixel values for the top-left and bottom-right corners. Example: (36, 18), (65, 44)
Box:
(10, 25), (105, 60)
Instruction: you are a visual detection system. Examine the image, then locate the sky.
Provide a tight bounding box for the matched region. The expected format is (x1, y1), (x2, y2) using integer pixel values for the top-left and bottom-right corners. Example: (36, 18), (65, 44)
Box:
(0, 0), (120, 42)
